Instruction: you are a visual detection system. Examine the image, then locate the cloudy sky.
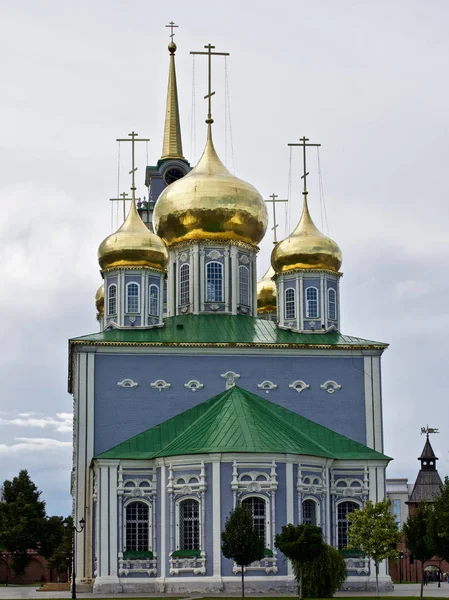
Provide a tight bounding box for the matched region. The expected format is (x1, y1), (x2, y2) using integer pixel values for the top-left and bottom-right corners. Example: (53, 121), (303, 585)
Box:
(1, 0), (448, 516)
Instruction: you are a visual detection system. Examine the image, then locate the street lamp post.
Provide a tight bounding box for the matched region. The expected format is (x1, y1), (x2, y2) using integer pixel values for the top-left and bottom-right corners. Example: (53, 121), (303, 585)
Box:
(64, 518), (85, 600)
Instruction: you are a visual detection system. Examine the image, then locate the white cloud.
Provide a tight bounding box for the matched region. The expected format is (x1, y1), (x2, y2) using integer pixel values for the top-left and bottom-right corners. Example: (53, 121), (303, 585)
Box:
(0, 437), (72, 455)
(0, 412), (72, 433)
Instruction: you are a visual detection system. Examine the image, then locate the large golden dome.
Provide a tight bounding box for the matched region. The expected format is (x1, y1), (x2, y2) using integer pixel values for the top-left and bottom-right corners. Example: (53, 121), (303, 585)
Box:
(95, 283), (104, 315)
(98, 199), (168, 271)
(257, 265), (277, 314)
(272, 198), (342, 273)
(153, 126), (268, 247)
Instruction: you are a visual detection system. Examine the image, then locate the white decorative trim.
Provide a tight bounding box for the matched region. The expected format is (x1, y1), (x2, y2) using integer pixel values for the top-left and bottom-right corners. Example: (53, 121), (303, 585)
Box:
(221, 370), (240, 389)
(239, 254), (250, 265)
(206, 250), (221, 260)
(257, 380), (277, 391)
(184, 380), (204, 392)
(289, 380), (310, 394)
(150, 379), (171, 391)
(117, 378), (138, 388)
(320, 380), (342, 394)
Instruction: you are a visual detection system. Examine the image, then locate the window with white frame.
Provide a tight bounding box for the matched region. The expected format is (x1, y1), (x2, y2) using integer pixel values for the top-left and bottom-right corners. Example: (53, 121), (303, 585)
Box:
(206, 261), (223, 302)
(126, 282), (140, 313)
(180, 263), (190, 305)
(108, 284), (117, 315)
(306, 286), (319, 318)
(242, 497), (266, 544)
(337, 501), (358, 549)
(328, 288), (337, 320)
(125, 501), (149, 551)
(179, 498), (200, 550)
(285, 288), (296, 320)
(302, 499), (317, 525)
(149, 284), (159, 316)
(239, 265), (250, 306)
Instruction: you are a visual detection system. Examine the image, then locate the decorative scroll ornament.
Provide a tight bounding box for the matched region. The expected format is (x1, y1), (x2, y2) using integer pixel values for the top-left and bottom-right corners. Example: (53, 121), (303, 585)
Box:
(221, 370), (241, 389)
(209, 303), (220, 311)
(289, 380), (310, 394)
(150, 379), (171, 391)
(257, 380), (277, 391)
(207, 250), (221, 260)
(179, 252), (188, 262)
(117, 378), (138, 388)
(239, 254), (250, 265)
(320, 380), (342, 394)
(184, 380), (204, 392)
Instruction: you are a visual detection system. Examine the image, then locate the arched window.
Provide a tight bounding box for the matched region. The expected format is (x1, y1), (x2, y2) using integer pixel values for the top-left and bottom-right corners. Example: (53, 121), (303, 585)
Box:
(126, 282), (140, 313)
(149, 284), (159, 316)
(285, 288), (296, 320)
(242, 497), (266, 544)
(306, 286), (319, 318)
(302, 499), (317, 525)
(108, 284), (117, 315)
(239, 265), (250, 306)
(125, 501), (149, 552)
(337, 501), (359, 549)
(180, 264), (190, 305)
(328, 288), (337, 320)
(206, 261), (223, 302)
(179, 499), (200, 550)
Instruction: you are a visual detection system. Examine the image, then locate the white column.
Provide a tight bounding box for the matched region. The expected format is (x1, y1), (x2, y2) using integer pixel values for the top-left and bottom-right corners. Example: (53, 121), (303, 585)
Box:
(299, 274), (304, 329)
(286, 462), (294, 576)
(167, 251), (175, 316)
(295, 276), (300, 330)
(337, 277), (341, 329)
(109, 464), (118, 578)
(175, 251), (179, 316)
(98, 464), (109, 578)
(224, 247), (230, 313)
(320, 275), (325, 328)
(212, 461), (221, 576)
(278, 276), (284, 324)
(142, 272), (148, 327)
(230, 246), (238, 314)
(160, 463), (167, 579)
(200, 249), (205, 311)
(159, 273), (164, 325)
(189, 248), (194, 314)
(251, 253), (257, 317)
(325, 465), (331, 544)
(193, 245), (200, 314)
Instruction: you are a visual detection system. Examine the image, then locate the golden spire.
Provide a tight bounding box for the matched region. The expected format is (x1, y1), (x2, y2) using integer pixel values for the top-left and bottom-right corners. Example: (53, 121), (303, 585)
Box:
(161, 22), (184, 160)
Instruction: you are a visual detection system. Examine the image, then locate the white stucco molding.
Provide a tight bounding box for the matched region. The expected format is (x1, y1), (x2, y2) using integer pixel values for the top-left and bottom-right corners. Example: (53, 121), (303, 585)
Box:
(117, 378), (138, 388)
(320, 380), (342, 394)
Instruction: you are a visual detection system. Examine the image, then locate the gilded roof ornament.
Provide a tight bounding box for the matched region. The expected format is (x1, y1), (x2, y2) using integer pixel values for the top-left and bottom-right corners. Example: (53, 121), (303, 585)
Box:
(161, 22), (184, 160)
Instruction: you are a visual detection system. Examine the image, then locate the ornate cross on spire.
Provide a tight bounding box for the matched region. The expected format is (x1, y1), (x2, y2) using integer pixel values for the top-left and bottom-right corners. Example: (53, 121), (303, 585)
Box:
(288, 136), (321, 196)
(190, 43), (230, 124)
(116, 131), (150, 201)
(165, 21), (178, 41)
(265, 193), (288, 244)
(109, 191), (129, 221)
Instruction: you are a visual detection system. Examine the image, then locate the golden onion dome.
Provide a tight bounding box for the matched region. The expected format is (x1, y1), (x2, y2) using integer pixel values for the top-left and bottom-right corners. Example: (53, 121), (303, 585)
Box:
(95, 283), (104, 315)
(271, 198), (342, 273)
(153, 126), (268, 247)
(98, 199), (168, 271)
(257, 265), (277, 314)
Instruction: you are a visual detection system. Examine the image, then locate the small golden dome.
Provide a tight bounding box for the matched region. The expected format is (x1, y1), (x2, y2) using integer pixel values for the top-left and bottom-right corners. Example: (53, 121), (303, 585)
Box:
(257, 265), (277, 314)
(153, 126), (268, 247)
(98, 199), (168, 271)
(272, 198), (342, 273)
(95, 283), (104, 315)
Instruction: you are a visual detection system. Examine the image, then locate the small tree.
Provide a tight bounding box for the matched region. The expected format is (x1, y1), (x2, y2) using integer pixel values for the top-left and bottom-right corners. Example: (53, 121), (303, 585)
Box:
(275, 524), (324, 599)
(40, 516), (72, 582)
(0, 470), (46, 577)
(430, 476), (449, 562)
(221, 503), (265, 598)
(346, 499), (400, 597)
(403, 505), (435, 600)
(299, 543), (347, 598)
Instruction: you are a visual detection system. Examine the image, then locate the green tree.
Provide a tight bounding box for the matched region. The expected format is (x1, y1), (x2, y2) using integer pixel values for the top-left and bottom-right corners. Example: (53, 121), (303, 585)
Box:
(403, 505), (435, 600)
(221, 503), (265, 598)
(299, 543), (347, 598)
(346, 499), (400, 597)
(40, 516), (72, 582)
(0, 470), (46, 577)
(275, 524), (324, 599)
(430, 476), (449, 562)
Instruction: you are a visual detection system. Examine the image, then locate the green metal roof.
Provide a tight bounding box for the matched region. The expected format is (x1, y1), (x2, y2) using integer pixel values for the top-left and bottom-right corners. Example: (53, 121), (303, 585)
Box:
(71, 314), (387, 349)
(96, 386), (391, 461)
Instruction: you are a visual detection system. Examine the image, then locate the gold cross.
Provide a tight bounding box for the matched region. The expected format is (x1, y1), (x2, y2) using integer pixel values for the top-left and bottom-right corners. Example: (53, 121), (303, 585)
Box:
(166, 21), (178, 41)
(109, 192), (129, 221)
(288, 136), (321, 196)
(190, 43), (230, 123)
(116, 131), (150, 200)
(265, 193), (288, 244)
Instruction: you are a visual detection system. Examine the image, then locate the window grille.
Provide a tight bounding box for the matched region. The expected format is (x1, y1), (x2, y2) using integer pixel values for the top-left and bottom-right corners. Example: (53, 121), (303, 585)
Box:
(285, 288), (296, 319)
(328, 288), (337, 320)
(125, 501), (149, 552)
(149, 284), (159, 316)
(242, 497), (266, 544)
(180, 264), (190, 305)
(239, 265), (250, 306)
(179, 499), (200, 550)
(337, 501), (358, 549)
(306, 286), (319, 318)
(126, 283), (139, 313)
(108, 284), (117, 315)
(302, 499), (317, 525)
(206, 261), (223, 302)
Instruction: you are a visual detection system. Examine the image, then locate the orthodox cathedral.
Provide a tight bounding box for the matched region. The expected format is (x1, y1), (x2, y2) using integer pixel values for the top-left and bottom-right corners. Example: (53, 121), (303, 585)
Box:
(69, 35), (392, 593)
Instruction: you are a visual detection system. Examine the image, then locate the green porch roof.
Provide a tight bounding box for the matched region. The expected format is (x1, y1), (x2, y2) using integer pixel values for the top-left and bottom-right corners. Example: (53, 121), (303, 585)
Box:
(96, 386), (390, 462)
(71, 314), (387, 349)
